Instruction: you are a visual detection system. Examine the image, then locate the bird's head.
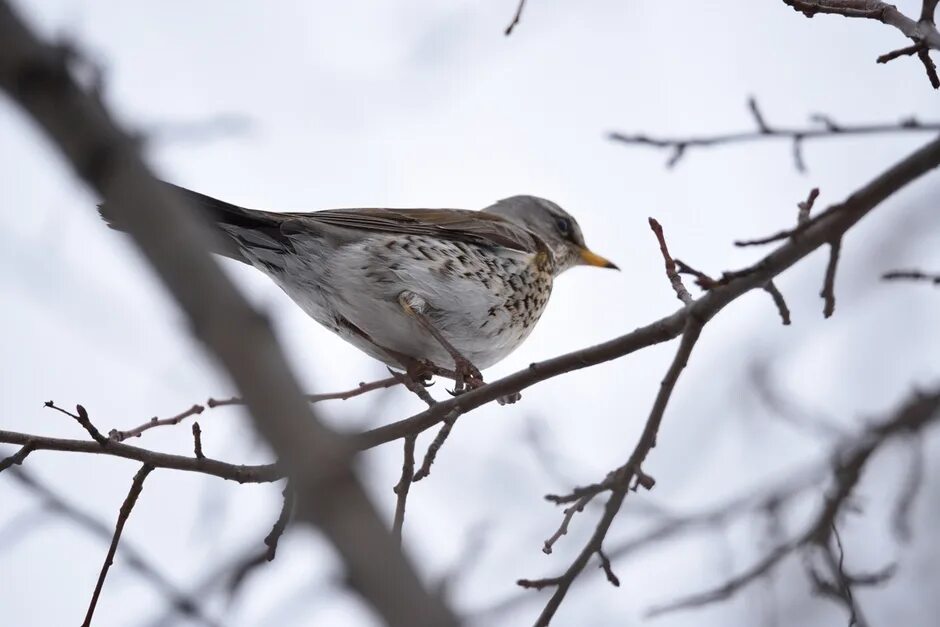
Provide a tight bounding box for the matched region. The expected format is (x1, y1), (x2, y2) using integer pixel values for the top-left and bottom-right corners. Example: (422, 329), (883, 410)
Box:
(485, 195), (618, 276)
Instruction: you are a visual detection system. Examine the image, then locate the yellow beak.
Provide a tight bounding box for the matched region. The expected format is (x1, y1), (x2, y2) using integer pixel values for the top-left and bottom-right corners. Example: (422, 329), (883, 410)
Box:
(580, 248), (619, 270)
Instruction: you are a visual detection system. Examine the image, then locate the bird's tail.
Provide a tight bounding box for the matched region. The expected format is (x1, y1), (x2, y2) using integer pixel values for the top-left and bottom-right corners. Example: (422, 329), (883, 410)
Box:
(97, 182), (285, 262)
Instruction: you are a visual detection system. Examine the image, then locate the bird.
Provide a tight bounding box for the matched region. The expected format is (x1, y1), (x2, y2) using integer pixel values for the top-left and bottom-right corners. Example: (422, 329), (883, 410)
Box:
(99, 183), (618, 394)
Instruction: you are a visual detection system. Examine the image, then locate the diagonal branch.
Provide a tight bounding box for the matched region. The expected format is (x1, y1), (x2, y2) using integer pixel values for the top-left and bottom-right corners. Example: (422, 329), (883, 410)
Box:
(83, 463), (154, 627)
(527, 319), (703, 625)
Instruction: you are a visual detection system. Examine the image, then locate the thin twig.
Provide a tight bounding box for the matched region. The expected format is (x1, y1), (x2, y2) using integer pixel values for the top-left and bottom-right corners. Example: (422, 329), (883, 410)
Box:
(797, 187), (820, 225)
(882, 269), (940, 284)
(0, 442), (34, 473)
(821, 238), (842, 318)
(227, 485), (295, 595)
(610, 107), (940, 171)
(109, 404), (205, 442)
(648, 217), (693, 305)
(543, 493), (595, 555)
(596, 548), (620, 587)
(207, 376), (401, 408)
(45, 401), (108, 445)
(82, 463), (154, 627)
(392, 435), (417, 542)
(7, 466), (219, 626)
(504, 0), (528, 35)
(0, 428), (280, 483)
(413, 410), (459, 481)
(763, 281), (792, 325)
(192, 422), (205, 460)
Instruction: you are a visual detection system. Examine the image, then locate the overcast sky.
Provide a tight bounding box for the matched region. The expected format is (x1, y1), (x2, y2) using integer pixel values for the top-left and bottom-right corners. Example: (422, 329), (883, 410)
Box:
(2, 1), (939, 626)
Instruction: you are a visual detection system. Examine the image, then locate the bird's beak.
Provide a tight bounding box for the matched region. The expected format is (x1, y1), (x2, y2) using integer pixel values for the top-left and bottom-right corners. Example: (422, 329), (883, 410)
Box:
(580, 248), (619, 270)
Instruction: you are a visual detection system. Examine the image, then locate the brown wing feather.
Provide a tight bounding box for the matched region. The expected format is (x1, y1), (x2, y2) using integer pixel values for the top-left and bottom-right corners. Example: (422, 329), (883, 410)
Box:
(283, 208), (539, 253)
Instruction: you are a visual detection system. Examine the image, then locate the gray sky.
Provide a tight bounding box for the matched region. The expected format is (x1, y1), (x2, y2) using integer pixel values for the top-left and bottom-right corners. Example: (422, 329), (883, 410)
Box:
(2, 1), (939, 626)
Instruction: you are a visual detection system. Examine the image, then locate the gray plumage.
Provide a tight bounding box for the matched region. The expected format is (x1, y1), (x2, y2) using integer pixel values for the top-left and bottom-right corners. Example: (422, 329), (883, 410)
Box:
(99, 184), (617, 373)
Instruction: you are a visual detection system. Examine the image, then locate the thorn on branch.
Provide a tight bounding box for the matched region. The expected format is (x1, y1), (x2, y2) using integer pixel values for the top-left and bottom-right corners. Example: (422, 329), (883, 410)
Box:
(821, 238), (842, 318)
(393, 435), (417, 543)
(82, 463), (154, 627)
(413, 410), (460, 481)
(597, 548), (620, 587)
(648, 217), (694, 305)
(45, 401), (108, 446)
(192, 422), (205, 460)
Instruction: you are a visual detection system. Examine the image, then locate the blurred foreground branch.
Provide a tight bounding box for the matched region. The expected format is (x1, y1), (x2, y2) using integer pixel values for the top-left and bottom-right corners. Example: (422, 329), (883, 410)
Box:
(0, 3), (455, 626)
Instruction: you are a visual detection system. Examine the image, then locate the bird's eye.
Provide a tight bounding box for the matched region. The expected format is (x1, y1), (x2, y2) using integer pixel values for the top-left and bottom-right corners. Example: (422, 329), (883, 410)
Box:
(555, 217), (571, 235)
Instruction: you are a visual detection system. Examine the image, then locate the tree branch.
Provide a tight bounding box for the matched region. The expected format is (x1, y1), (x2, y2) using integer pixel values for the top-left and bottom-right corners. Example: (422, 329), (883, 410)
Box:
(355, 133), (940, 455)
(781, 0), (940, 87)
(610, 105), (940, 171)
(83, 463), (154, 627)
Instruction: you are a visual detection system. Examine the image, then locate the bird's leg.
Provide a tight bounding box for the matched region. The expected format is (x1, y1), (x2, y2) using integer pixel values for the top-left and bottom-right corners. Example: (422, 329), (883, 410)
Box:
(398, 291), (484, 395)
(336, 315), (437, 404)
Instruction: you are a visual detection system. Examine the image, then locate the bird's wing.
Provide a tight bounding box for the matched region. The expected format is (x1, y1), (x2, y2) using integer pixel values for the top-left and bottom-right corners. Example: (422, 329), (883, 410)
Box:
(282, 208), (540, 253)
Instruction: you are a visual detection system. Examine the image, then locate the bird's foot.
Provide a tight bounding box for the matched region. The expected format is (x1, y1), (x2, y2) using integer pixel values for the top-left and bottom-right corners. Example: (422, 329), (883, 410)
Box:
(447, 357), (484, 396)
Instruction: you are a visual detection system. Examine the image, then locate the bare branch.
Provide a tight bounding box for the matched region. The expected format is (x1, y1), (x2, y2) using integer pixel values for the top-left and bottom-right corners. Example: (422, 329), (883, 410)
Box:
(83, 463), (154, 627)
(228, 485), (295, 594)
(542, 494), (595, 555)
(648, 217), (694, 305)
(109, 404), (205, 442)
(7, 465), (219, 626)
(763, 281), (792, 325)
(207, 375), (401, 408)
(530, 320), (703, 625)
(392, 435), (417, 542)
(882, 269), (940, 284)
(0, 428), (279, 482)
(821, 238), (843, 318)
(781, 0), (940, 87)
(0, 442), (34, 473)
(192, 422), (205, 460)
(45, 401), (108, 445)
(610, 105), (940, 170)
(413, 410), (459, 481)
